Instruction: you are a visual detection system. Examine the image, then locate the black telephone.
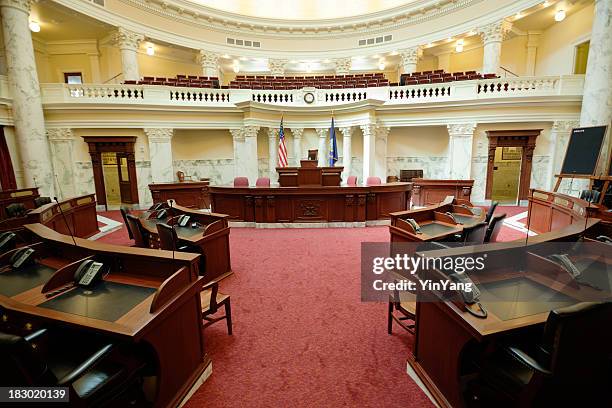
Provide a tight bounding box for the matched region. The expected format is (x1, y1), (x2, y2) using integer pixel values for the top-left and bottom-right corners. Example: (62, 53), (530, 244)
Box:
(448, 272), (487, 318)
(9, 247), (36, 269)
(548, 254), (601, 290)
(74, 259), (108, 287)
(150, 203), (164, 211)
(156, 209), (168, 219)
(445, 212), (459, 224)
(595, 235), (612, 244)
(0, 232), (16, 253)
(177, 215), (191, 227)
(406, 218), (422, 234)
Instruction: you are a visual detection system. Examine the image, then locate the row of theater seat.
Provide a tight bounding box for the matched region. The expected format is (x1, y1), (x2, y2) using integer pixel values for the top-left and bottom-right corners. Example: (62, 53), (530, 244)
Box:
(399, 70), (497, 85)
(229, 73), (389, 89)
(124, 75), (220, 88)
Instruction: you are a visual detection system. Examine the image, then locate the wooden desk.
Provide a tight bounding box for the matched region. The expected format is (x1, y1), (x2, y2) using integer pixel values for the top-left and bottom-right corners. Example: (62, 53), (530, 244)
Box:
(0, 194), (99, 238)
(210, 183), (411, 223)
(0, 224), (208, 408)
(277, 162), (343, 187)
(138, 203), (232, 283)
(149, 181), (210, 209)
(411, 179), (474, 207)
(0, 187), (40, 219)
(527, 188), (611, 234)
(404, 219), (609, 408)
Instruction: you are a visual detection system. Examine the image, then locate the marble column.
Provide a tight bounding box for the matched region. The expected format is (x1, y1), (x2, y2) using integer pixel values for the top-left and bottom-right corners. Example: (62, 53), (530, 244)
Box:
(231, 126), (259, 184)
(113, 27), (143, 81)
(437, 52), (450, 73)
(333, 58), (351, 75)
(478, 20), (512, 74)
(269, 59), (288, 76)
(315, 128), (328, 167)
(47, 128), (76, 199)
(550, 120), (580, 192)
(292, 128), (304, 166)
(267, 127), (278, 182)
(580, 0), (612, 175)
(525, 31), (540, 76)
(361, 124), (376, 182)
(375, 126), (390, 181)
(0, 0), (54, 196)
(145, 128), (174, 183)
(198, 50), (221, 80)
(398, 46), (422, 75)
(339, 127), (353, 183)
(447, 123), (477, 179)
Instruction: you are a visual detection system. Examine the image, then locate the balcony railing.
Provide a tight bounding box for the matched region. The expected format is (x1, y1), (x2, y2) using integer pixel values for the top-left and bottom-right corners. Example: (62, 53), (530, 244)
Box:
(30, 75), (585, 108)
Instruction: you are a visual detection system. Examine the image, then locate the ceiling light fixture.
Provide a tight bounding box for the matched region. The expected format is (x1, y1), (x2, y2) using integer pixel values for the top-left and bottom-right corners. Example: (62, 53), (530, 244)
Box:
(146, 45), (155, 56)
(515, 12), (522, 19)
(29, 21), (40, 32)
(543, 1), (550, 7)
(233, 62), (240, 73)
(554, 9), (566, 22)
(378, 61), (386, 71)
(455, 39), (464, 53)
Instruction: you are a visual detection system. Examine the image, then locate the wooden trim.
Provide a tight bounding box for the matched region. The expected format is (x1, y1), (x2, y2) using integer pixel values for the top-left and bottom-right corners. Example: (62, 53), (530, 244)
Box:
(0, 127), (17, 190)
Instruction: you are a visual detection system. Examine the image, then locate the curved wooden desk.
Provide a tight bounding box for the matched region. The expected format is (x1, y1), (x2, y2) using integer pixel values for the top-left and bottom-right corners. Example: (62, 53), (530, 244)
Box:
(0, 187), (40, 219)
(210, 183), (411, 223)
(149, 180), (210, 209)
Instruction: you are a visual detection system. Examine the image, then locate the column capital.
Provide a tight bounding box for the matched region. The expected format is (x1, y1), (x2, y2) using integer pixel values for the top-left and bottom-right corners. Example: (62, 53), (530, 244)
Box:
(398, 46), (423, 66)
(267, 127), (277, 139)
(112, 27), (144, 51)
(376, 126), (390, 141)
(479, 20), (512, 44)
(243, 125), (260, 138)
(447, 123), (477, 137)
(333, 58), (352, 75)
(197, 50), (220, 70)
(145, 128), (173, 143)
(315, 128), (328, 138)
(0, 0), (33, 13)
(551, 120), (580, 133)
(338, 127), (353, 138)
(46, 128), (74, 142)
(269, 59), (288, 76)
(360, 123), (378, 136)
(291, 128), (304, 138)
(230, 128), (243, 142)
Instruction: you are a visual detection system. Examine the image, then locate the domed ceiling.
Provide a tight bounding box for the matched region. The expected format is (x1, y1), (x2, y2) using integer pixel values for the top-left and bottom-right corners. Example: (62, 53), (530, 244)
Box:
(185, 0), (414, 20)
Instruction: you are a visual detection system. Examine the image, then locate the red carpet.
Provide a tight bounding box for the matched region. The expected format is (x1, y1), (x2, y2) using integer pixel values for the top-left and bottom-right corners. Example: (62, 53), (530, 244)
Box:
(95, 206), (526, 408)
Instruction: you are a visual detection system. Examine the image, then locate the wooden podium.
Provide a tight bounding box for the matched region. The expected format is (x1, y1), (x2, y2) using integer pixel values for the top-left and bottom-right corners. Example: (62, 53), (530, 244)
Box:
(277, 160), (343, 187)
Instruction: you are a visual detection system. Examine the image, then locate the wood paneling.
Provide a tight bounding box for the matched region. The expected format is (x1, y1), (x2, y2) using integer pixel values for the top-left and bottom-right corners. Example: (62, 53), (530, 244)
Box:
(149, 181), (211, 209)
(411, 179), (474, 207)
(0, 188), (40, 220)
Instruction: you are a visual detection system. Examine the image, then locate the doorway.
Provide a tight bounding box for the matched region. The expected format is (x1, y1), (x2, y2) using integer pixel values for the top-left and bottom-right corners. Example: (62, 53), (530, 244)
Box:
(491, 147), (522, 204)
(83, 137), (139, 209)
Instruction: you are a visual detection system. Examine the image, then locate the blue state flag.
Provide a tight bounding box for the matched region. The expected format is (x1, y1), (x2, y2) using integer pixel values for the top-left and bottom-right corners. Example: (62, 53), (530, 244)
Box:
(329, 118), (338, 167)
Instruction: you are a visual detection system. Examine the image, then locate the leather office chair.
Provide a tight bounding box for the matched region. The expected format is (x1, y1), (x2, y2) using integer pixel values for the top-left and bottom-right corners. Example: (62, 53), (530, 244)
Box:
(34, 197), (52, 207)
(461, 221), (489, 245)
(484, 201), (499, 224)
(125, 214), (149, 248)
(5, 203), (27, 218)
(579, 189), (601, 203)
(470, 302), (612, 407)
(307, 149), (318, 161)
(256, 177), (270, 187)
(0, 329), (145, 407)
(387, 281), (416, 334)
(120, 207), (134, 240)
(156, 223), (205, 274)
(484, 213), (506, 243)
(347, 175), (358, 186)
(366, 176), (382, 185)
(233, 177), (249, 187)
(200, 281), (232, 335)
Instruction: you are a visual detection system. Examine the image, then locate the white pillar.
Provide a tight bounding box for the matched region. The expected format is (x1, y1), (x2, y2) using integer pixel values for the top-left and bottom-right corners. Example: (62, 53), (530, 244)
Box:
(525, 31), (540, 76)
(47, 128), (76, 199)
(292, 128), (304, 166)
(0, 0), (54, 196)
(145, 128), (174, 183)
(361, 124), (376, 182)
(333, 58), (351, 75)
(549, 120), (580, 192)
(267, 127), (278, 182)
(437, 52), (451, 73)
(447, 123), (477, 179)
(398, 46), (422, 75)
(198, 50), (221, 79)
(479, 20), (512, 74)
(269, 59), (288, 76)
(88, 53), (102, 83)
(375, 126), (389, 181)
(580, 0), (612, 174)
(339, 127), (353, 183)
(231, 126), (259, 185)
(113, 27), (143, 81)
(315, 128), (328, 167)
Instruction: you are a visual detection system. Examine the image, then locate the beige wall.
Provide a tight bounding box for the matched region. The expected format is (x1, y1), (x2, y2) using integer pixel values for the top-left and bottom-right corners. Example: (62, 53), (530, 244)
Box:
(172, 129), (233, 160)
(138, 54), (200, 79)
(387, 126), (449, 156)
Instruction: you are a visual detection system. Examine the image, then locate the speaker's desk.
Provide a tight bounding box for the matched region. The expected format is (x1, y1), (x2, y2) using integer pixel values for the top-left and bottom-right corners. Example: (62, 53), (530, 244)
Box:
(148, 180), (210, 209)
(138, 203), (232, 283)
(0, 223), (207, 408)
(209, 183), (412, 224)
(411, 179), (474, 207)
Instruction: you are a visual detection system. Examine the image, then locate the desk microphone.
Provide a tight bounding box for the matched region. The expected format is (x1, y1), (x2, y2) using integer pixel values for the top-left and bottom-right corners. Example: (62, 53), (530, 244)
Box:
(54, 197), (78, 247)
(169, 200), (176, 267)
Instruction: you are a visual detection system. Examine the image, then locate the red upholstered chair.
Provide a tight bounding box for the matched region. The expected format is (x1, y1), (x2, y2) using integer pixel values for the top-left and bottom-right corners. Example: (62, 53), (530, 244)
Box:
(256, 177), (270, 187)
(347, 175), (358, 186)
(233, 177), (249, 187)
(366, 176), (382, 185)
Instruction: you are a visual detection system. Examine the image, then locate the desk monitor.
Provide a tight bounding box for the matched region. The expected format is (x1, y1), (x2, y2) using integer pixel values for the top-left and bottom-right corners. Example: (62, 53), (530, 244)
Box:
(560, 125), (607, 176)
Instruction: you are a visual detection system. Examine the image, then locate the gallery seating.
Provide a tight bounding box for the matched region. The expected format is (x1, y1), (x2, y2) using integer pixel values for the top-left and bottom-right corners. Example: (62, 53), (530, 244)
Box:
(125, 75), (220, 88)
(398, 70), (497, 86)
(234, 177), (249, 187)
(229, 72), (389, 89)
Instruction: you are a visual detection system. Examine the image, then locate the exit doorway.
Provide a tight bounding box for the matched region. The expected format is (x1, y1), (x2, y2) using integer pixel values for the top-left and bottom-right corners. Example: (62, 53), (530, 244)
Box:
(101, 152), (133, 205)
(491, 147), (522, 204)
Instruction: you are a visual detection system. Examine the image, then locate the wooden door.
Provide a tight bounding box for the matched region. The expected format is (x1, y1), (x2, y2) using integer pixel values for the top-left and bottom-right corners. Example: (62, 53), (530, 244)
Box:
(117, 153), (134, 203)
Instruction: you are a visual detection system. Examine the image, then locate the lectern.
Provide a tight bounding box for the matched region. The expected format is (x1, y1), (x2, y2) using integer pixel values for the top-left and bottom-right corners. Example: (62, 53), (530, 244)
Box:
(277, 160), (343, 187)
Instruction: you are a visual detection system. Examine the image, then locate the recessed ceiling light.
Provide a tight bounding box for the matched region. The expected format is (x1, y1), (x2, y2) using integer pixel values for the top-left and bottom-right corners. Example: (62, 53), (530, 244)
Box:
(29, 21), (40, 32)
(554, 9), (566, 21)
(426, 42), (433, 48)
(323, 59), (331, 63)
(222, 54), (230, 59)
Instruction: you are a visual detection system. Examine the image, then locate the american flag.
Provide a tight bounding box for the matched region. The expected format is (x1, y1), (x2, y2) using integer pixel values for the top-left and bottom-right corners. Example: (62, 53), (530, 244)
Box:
(278, 118), (288, 167)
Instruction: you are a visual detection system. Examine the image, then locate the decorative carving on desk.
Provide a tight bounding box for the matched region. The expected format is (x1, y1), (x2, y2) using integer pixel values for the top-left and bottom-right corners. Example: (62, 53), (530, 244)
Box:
(357, 195), (366, 206)
(298, 200), (322, 218)
(345, 195), (355, 205)
(245, 196), (254, 208)
(462, 186), (472, 196)
(266, 196), (275, 207)
(367, 193), (377, 203)
(254, 196), (264, 207)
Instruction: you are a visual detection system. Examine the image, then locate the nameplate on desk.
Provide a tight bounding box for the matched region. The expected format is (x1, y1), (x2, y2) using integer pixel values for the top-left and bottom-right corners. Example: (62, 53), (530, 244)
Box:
(76, 197), (93, 205)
